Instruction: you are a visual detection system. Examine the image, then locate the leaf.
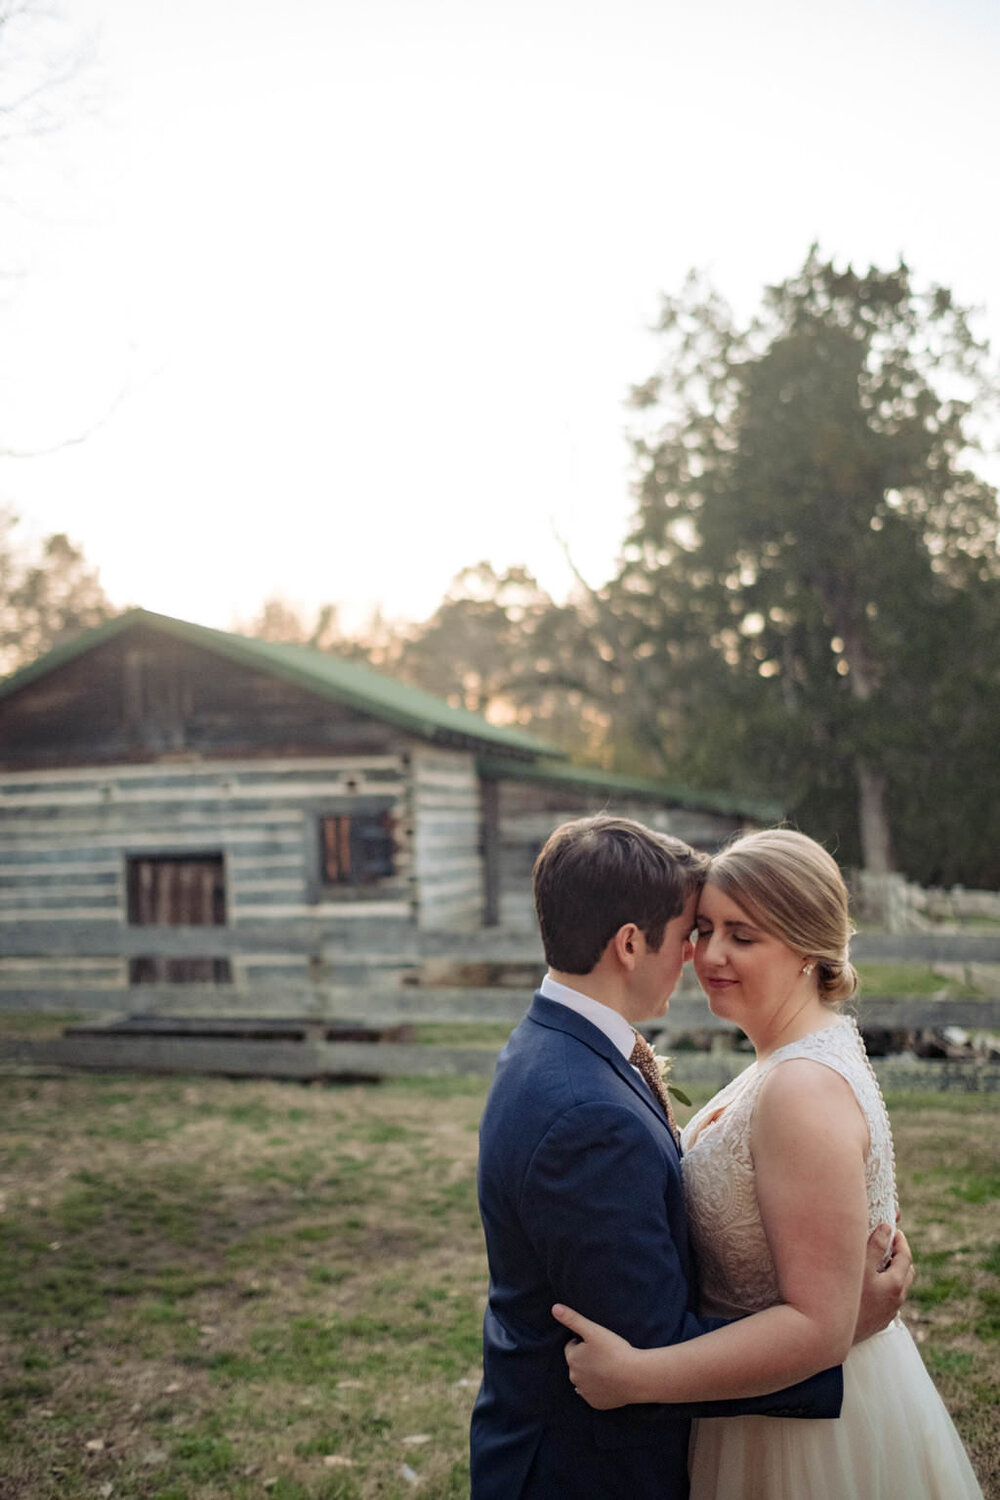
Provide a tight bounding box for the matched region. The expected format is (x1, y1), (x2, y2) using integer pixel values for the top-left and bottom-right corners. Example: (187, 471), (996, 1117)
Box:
(667, 1084), (692, 1107)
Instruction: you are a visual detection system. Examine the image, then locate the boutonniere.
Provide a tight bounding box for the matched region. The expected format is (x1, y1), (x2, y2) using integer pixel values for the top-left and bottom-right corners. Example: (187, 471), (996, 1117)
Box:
(655, 1050), (691, 1108)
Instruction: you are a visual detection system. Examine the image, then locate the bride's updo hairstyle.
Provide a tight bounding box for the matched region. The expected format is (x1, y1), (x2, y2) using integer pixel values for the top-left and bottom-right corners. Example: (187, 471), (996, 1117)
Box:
(708, 828), (858, 1007)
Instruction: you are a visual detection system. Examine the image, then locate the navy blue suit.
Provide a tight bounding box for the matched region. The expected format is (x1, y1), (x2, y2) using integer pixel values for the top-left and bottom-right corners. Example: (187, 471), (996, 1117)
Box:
(470, 994), (843, 1499)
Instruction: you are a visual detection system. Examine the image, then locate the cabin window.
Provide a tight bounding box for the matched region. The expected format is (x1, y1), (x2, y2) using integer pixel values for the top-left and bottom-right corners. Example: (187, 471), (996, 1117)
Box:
(126, 854), (230, 983)
(319, 810), (395, 886)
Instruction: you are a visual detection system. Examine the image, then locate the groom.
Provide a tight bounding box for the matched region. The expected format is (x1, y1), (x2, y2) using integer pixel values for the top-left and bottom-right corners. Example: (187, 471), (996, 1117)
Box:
(470, 815), (911, 1500)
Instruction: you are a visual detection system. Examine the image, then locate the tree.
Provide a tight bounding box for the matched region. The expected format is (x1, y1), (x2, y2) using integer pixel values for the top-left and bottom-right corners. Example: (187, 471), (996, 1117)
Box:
(393, 562), (618, 758)
(245, 597), (339, 649)
(615, 249), (1000, 879)
(0, 507), (114, 674)
(242, 595), (403, 669)
(395, 563), (557, 715)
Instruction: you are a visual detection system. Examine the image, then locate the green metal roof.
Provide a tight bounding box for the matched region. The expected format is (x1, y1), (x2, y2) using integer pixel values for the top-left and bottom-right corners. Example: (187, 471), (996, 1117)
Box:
(477, 755), (784, 822)
(0, 609), (559, 759)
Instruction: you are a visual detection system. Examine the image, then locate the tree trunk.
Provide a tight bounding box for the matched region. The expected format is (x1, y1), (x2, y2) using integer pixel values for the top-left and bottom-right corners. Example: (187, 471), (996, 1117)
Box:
(834, 614), (893, 875)
(856, 759), (893, 874)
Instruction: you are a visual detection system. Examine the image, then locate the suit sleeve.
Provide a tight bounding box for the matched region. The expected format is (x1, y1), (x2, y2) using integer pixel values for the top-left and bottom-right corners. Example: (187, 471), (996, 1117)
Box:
(521, 1101), (842, 1420)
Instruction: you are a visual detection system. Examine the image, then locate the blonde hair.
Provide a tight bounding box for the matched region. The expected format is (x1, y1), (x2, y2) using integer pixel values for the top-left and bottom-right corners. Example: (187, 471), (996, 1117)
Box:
(708, 829), (858, 1006)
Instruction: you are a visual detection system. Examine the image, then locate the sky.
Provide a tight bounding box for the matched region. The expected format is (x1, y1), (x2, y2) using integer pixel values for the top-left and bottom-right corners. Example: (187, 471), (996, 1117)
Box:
(0, 0), (998, 635)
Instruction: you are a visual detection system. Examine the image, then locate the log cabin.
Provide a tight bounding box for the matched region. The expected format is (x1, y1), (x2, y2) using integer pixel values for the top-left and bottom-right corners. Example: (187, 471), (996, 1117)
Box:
(0, 609), (778, 1010)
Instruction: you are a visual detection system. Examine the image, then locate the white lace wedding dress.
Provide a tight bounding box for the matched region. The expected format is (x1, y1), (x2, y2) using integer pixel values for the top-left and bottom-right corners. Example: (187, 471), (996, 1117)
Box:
(681, 1017), (983, 1499)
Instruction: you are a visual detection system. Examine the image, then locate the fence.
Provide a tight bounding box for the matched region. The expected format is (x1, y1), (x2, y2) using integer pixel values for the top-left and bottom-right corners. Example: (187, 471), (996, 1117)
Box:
(2, 926), (999, 1090)
(2, 994), (998, 1090)
(851, 872), (1000, 934)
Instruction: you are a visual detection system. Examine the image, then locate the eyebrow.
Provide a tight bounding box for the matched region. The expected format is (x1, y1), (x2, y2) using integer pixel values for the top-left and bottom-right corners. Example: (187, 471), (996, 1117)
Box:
(697, 917), (760, 932)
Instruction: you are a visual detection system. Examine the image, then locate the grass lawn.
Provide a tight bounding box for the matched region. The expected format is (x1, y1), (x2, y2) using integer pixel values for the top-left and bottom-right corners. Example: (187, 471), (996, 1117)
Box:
(854, 961), (985, 996)
(0, 1069), (996, 1500)
(854, 962), (986, 997)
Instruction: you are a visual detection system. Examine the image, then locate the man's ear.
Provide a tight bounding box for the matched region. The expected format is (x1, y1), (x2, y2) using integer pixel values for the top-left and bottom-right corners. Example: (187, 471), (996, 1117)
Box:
(611, 923), (640, 970)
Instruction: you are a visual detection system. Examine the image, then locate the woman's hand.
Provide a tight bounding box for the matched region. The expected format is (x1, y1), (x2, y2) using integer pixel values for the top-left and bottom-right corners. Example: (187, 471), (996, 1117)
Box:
(854, 1224), (915, 1343)
(551, 1304), (644, 1409)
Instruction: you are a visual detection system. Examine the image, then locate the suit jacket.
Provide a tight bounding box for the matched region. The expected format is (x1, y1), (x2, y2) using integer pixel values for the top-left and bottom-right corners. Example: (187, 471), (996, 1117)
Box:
(470, 993), (843, 1500)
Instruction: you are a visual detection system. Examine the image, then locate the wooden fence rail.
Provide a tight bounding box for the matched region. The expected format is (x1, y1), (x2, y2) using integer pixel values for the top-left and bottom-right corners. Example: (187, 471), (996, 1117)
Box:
(3, 922), (1000, 962)
(2, 985), (998, 1030)
(1, 984), (998, 1089)
(1, 1032), (997, 1094)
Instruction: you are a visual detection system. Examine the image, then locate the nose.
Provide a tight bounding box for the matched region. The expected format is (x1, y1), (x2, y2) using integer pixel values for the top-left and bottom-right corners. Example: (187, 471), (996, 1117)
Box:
(698, 929), (726, 968)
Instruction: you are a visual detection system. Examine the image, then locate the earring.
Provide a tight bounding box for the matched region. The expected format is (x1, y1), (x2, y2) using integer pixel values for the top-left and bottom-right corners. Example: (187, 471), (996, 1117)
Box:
(802, 963), (814, 976)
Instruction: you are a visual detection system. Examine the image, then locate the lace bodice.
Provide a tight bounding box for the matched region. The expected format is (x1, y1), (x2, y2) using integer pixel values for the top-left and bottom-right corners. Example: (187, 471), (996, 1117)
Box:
(680, 1017), (898, 1317)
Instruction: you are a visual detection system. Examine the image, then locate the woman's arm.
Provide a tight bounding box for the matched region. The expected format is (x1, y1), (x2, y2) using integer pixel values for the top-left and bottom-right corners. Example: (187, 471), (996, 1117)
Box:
(555, 1058), (871, 1407)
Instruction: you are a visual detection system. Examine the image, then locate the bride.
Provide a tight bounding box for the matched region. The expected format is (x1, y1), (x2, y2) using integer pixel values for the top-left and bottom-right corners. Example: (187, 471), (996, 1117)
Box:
(553, 829), (983, 1500)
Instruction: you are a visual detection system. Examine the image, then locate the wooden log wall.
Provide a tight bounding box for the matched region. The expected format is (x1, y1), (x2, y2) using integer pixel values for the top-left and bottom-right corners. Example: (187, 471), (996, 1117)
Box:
(494, 780), (747, 929)
(0, 753), (424, 1007)
(410, 749), (484, 930)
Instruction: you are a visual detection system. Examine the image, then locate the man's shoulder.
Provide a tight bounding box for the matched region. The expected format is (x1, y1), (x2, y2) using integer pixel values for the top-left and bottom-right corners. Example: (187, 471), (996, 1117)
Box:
(500, 998), (613, 1074)
(484, 1003), (629, 1125)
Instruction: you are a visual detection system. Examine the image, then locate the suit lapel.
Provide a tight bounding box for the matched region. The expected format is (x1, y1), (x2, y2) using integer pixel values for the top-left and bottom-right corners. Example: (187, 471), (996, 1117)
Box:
(527, 993), (679, 1148)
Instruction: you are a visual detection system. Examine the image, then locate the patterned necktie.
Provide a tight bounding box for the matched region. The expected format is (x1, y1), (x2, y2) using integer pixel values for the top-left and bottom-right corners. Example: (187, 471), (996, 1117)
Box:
(629, 1029), (680, 1147)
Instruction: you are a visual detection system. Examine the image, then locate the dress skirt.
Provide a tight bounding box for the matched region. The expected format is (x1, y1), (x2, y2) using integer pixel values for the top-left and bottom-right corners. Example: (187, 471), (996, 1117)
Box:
(688, 1318), (983, 1500)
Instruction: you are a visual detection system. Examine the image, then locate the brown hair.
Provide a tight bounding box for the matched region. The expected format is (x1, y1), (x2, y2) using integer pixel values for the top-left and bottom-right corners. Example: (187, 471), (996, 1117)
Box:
(532, 814), (710, 974)
(708, 828), (858, 1005)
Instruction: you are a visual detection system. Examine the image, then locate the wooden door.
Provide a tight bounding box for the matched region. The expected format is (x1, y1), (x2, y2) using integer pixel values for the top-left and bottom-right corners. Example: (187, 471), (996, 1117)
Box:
(126, 854), (230, 983)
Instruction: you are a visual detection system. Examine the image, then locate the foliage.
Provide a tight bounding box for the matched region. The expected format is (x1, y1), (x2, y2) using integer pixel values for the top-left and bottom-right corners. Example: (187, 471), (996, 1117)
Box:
(612, 249), (1000, 881)
(241, 596), (380, 664)
(0, 507), (114, 676)
(392, 562), (618, 758)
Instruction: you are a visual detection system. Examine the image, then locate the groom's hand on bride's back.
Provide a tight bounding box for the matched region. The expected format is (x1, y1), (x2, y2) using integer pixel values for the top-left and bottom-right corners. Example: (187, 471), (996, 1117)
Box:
(853, 1224), (916, 1343)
